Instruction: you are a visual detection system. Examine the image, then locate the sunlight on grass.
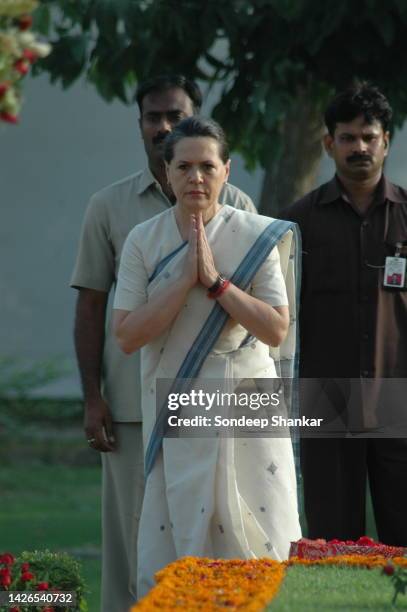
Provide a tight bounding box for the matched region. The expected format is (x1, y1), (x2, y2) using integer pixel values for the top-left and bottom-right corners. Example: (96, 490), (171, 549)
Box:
(1, 465), (102, 612)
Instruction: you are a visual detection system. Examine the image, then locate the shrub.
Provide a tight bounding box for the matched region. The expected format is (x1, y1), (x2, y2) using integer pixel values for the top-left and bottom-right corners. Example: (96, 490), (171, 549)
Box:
(0, 549), (87, 611)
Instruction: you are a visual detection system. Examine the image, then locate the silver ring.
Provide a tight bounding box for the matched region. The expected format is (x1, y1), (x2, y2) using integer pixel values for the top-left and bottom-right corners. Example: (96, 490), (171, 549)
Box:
(87, 437), (96, 444)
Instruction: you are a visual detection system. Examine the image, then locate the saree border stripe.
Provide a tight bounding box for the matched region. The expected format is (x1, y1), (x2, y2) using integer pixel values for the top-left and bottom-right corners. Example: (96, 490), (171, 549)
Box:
(145, 219), (297, 477)
(288, 222), (302, 509)
(148, 240), (188, 283)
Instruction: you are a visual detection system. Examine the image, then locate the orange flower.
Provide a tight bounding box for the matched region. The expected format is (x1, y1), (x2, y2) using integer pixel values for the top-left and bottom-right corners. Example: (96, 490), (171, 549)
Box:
(285, 555), (407, 569)
(131, 553), (407, 610)
(131, 557), (285, 611)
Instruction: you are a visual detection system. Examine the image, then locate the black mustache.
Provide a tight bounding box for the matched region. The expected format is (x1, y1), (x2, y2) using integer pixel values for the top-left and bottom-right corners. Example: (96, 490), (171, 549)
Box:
(152, 133), (169, 146)
(347, 153), (372, 163)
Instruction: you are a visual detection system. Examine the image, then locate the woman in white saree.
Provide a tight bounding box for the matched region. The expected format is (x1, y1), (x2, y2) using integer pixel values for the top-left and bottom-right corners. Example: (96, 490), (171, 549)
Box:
(113, 117), (301, 598)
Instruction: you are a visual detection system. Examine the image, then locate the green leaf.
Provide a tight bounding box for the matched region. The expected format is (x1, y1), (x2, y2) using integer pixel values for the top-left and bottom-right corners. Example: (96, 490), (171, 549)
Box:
(92, 0), (119, 42)
(32, 4), (51, 35)
(39, 33), (88, 87)
(269, 0), (306, 21)
(29, 0), (407, 209)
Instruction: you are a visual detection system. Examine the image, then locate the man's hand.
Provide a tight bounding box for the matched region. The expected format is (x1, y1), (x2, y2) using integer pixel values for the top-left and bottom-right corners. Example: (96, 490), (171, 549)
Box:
(74, 289), (115, 452)
(84, 397), (116, 452)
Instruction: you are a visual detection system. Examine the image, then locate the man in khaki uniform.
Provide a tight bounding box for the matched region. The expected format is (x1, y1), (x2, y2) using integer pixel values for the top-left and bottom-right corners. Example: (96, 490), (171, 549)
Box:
(70, 74), (256, 612)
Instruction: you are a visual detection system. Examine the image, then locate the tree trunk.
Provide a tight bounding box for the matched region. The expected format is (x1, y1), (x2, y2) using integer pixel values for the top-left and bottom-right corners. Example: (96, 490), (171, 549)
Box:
(259, 96), (325, 216)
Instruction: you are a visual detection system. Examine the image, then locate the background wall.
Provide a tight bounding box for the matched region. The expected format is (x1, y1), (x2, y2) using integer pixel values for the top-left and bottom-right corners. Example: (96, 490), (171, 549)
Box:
(1, 74), (406, 395)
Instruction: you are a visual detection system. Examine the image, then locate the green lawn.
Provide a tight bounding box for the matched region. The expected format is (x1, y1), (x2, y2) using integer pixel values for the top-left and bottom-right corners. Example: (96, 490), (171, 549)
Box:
(0, 465), (102, 612)
(0, 454), (381, 612)
(269, 565), (407, 611)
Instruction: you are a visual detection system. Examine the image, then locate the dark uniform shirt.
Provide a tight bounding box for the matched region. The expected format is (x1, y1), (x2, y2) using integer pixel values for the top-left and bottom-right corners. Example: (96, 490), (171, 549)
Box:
(281, 175), (407, 379)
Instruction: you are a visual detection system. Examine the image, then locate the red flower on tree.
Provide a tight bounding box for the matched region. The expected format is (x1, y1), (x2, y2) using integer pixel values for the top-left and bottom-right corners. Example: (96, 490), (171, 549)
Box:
(21, 571), (35, 582)
(0, 111), (18, 123)
(14, 59), (30, 76)
(0, 83), (9, 98)
(22, 49), (38, 63)
(0, 4), (51, 124)
(21, 563), (30, 572)
(18, 15), (33, 31)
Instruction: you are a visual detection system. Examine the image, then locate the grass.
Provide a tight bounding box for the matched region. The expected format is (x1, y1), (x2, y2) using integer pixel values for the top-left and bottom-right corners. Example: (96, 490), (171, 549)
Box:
(0, 396), (383, 612)
(268, 564), (407, 611)
(0, 463), (381, 612)
(0, 465), (102, 612)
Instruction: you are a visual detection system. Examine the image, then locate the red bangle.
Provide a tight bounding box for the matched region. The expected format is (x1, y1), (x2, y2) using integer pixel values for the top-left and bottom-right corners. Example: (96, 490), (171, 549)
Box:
(207, 278), (230, 299)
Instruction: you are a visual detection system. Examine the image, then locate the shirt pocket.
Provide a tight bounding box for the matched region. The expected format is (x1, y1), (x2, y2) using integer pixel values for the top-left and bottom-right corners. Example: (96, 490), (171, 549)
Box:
(303, 243), (352, 295)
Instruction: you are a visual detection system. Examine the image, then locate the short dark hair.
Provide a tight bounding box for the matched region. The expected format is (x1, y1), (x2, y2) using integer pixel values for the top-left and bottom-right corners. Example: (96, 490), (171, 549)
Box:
(324, 83), (393, 136)
(135, 74), (202, 114)
(164, 116), (230, 164)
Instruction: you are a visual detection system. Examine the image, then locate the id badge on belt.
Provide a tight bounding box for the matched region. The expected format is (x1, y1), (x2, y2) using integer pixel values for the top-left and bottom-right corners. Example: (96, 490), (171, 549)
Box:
(383, 242), (407, 289)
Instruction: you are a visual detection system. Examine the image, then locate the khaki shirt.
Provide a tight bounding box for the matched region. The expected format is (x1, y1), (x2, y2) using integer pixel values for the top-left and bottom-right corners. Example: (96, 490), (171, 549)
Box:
(71, 167), (256, 421)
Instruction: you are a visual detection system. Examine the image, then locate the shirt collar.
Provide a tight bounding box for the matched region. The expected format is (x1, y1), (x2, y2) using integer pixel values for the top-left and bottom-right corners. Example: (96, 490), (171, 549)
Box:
(318, 174), (407, 206)
(381, 175), (407, 204)
(318, 176), (342, 205)
(137, 166), (161, 195)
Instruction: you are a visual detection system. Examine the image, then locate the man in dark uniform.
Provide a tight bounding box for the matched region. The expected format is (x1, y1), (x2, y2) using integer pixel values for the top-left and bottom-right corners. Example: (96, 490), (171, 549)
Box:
(281, 83), (407, 545)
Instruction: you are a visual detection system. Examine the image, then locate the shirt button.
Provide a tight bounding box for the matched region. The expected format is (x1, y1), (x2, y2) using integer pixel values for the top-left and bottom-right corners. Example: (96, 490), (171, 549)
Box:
(362, 221), (369, 228)
(362, 333), (369, 340)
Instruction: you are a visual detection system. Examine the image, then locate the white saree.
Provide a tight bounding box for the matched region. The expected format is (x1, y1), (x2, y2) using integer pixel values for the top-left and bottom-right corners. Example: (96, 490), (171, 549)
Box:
(114, 205), (302, 598)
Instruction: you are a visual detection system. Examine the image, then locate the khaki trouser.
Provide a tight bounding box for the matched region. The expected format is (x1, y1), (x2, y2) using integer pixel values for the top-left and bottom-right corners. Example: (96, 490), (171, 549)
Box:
(101, 423), (144, 612)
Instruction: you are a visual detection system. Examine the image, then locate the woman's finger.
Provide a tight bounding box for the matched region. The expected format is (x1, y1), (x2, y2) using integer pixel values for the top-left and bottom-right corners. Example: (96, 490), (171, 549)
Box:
(184, 214), (198, 286)
(197, 213), (209, 253)
(197, 218), (207, 263)
(196, 214), (218, 287)
(200, 215), (213, 252)
(188, 214), (197, 247)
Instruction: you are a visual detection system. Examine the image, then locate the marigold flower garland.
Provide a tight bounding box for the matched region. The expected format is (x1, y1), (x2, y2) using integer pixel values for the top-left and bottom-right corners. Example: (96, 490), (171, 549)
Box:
(132, 552), (407, 611)
(286, 554), (407, 569)
(132, 557), (285, 611)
